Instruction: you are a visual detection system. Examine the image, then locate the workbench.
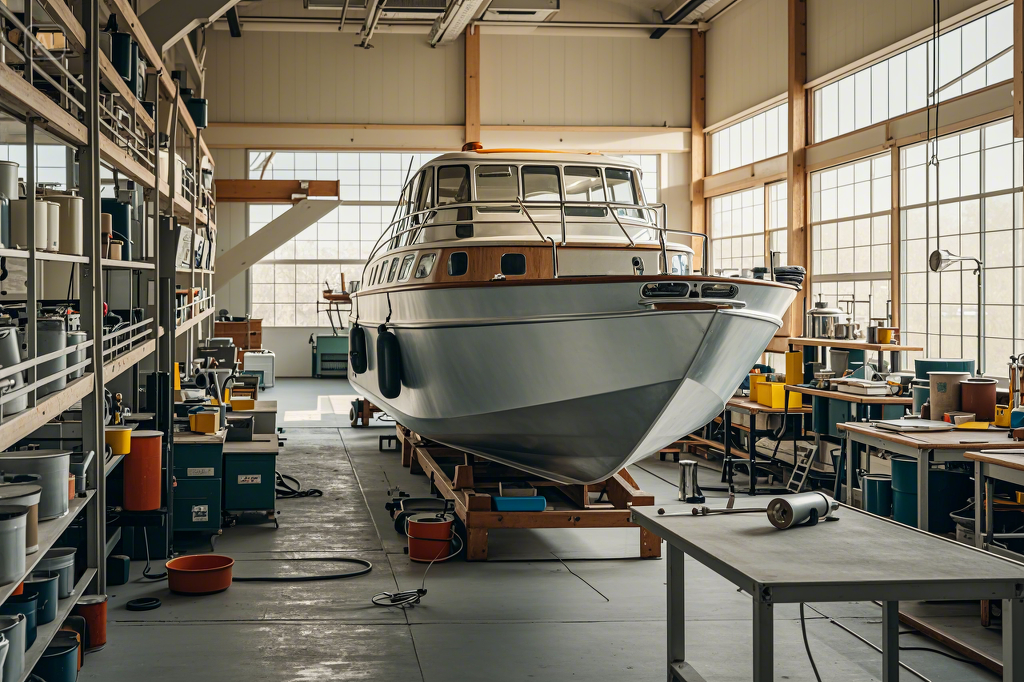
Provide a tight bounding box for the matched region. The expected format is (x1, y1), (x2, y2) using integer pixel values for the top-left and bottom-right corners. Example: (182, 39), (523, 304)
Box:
(630, 502), (1024, 682)
(223, 434), (280, 526)
(966, 450), (1024, 561)
(787, 337), (923, 373)
(721, 397), (812, 495)
(839, 421), (1020, 531)
(229, 400), (277, 434)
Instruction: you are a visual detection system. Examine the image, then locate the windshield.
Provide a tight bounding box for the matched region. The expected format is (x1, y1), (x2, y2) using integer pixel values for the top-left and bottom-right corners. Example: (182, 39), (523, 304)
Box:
(475, 165), (518, 201)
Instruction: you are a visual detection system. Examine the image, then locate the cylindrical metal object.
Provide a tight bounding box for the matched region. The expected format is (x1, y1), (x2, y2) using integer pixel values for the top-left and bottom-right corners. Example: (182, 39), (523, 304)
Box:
(928, 371), (970, 420)
(123, 430), (162, 511)
(0, 505), (28, 584)
(66, 331), (87, 380)
(961, 377), (997, 422)
(677, 460), (705, 503)
(19, 317), (68, 398)
(0, 450), (72, 520)
(0, 613), (26, 681)
(766, 492), (837, 529)
(48, 195), (84, 256)
(44, 201), (59, 252)
(0, 483), (41, 553)
(0, 326), (28, 414)
(10, 199), (50, 251)
(0, 161), (18, 199)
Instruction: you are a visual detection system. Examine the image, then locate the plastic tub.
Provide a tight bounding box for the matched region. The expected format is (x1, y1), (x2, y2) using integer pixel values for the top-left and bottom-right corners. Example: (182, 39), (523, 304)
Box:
(37, 548), (75, 598)
(166, 554), (234, 595)
(104, 426), (132, 456)
(0, 505), (27, 586)
(861, 474), (892, 517)
(0, 450), (71, 520)
(124, 430), (162, 511)
(407, 513), (454, 563)
(23, 572), (59, 624)
(0, 484), (41, 553)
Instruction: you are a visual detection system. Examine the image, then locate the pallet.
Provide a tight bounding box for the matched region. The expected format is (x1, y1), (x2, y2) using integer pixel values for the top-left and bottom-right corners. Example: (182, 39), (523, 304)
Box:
(394, 425), (661, 561)
(350, 397), (385, 427)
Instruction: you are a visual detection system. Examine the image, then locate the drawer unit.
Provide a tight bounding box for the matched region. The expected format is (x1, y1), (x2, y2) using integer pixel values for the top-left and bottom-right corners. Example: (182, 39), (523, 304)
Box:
(174, 478), (222, 532)
(224, 452), (277, 513)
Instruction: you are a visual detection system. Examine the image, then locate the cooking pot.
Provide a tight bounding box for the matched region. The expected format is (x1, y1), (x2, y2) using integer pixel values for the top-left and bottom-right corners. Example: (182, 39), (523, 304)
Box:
(0, 450), (72, 520)
(0, 590), (40, 648)
(805, 296), (847, 339)
(18, 317), (67, 399)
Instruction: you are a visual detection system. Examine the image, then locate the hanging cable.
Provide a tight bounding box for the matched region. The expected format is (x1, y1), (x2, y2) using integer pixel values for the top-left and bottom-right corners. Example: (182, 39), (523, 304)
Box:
(799, 603), (824, 682)
(371, 517), (463, 608)
(140, 527), (167, 581)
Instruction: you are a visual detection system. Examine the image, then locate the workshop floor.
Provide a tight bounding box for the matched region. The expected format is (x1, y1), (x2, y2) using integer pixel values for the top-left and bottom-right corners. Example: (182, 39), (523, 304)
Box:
(80, 378), (1001, 682)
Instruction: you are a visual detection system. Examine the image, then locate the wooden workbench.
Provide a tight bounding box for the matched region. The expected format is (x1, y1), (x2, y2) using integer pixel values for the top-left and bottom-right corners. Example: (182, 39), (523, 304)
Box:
(965, 449), (1024, 562)
(787, 336), (923, 373)
(787, 383), (913, 406)
(718, 397), (812, 496)
(223, 433), (278, 454)
(726, 396), (812, 415)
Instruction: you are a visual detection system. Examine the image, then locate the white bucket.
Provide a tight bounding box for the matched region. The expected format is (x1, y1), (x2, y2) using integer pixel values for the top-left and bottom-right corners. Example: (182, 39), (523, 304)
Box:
(48, 195), (83, 256)
(9, 200), (49, 251)
(43, 201), (59, 252)
(0, 505), (27, 585)
(928, 371), (970, 420)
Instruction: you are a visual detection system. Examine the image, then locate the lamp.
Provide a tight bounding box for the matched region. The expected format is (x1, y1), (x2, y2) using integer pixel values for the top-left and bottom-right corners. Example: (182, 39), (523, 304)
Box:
(928, 249), (985, 374)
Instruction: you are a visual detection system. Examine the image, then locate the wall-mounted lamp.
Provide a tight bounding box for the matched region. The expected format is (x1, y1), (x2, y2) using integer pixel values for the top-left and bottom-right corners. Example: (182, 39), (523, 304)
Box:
(929, 249), (985, 375)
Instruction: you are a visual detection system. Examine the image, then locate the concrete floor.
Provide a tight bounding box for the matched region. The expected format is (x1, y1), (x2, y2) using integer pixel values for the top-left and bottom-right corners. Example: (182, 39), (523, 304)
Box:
(80, 378), (1001, 681)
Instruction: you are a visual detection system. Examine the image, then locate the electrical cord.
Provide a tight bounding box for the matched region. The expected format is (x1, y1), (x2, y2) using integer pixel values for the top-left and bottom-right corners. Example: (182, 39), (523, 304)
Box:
(232, 557), (372, 582)
(799, 603), (824, 682)
(141, 527), (167, 581)
(275, 471), (323, 499)
(372, 518), (463, 609)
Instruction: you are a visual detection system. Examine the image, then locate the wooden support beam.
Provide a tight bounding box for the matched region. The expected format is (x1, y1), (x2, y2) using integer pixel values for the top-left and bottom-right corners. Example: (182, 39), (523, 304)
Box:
(465, 26), (480, 145)
(889, 145), (900, 327)
(690, 28), (706, 272)
(1015, 0), (1022, 137)
(787, 0), (808, 334)
(213, 179), (341, 203)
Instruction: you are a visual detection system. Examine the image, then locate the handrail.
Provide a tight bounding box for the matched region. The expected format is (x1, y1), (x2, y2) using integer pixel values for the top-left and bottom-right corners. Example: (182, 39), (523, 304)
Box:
(516, 198), (559, 278)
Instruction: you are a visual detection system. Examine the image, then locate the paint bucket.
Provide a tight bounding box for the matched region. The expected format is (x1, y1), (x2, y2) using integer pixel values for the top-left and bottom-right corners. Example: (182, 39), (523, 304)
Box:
(104, 426), (132, 456)
(0, 484), (41, 553)
(0, 614), (26, 682)
(10, 200), (50, 251)
(19, 317), (68, 398)
(36, 548), (75, 598)
(1, 591), (39, 647)
(23, 572), (58, 624)
(0, 327), (27, 414)
(32, 631), (78, 682)
(48, 195), (83, 256)
(58, 618), (85, 669)
(166, 554), (234, 595)
(43, 201), (59, 252)
(961, 377), (997, 422)
(928, 371), (970, 420)
(911, 379), (930, 415)
(861, 473), (892, 517)
(108, 240), (122, 260)
(0, 505), (27, 585)
(73, 594), (107, 652)
(0, 450), (71, 521)
(890, 456), (972, 532)
(914, 358), (975, 381)
(66, 331), (87, 380)
(124, 430), (162, 511)
(407, 512), (455, 563)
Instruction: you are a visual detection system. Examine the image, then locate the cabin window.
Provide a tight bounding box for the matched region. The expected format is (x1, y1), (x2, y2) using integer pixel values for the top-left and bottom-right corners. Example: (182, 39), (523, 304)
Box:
(606, 168), (642, 219)
(448, 251), (469, 277)
(522, 166), (561, 202)
(377, 260), (390, 284)
(398, 254), (416, 281)
(564, 166), (607, 217)
(415, 253), (437, 279)
(671, 254), (692, 276)
(475, 165), (518, 202)
(437, 165), (470, 206)
(387, 258), (401, 282)
(369, 265), (377, 285)
(500, 253), (527, 276)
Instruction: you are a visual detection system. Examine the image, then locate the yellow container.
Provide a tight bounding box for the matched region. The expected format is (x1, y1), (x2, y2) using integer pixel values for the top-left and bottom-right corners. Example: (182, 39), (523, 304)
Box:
(748, 373), (767, 394)
(995, 404), (1011, 427)
(756, 381), (802, 409)
(189, 409), (220, 434)
(785, 351), (803, 385)
(230, 398), (256, 412)
(105, 426), (132, 455)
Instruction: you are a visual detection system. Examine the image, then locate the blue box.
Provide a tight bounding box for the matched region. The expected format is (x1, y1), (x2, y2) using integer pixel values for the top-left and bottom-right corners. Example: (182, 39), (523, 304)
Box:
(492, 496), (546, 512)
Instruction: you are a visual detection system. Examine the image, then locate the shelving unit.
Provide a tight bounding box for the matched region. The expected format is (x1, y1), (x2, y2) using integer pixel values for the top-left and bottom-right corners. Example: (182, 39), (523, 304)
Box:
(0, 0), (216, 673)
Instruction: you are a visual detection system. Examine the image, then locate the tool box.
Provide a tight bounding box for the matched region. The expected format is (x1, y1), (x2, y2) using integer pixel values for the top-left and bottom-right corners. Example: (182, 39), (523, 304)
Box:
(243, 349), (275, 387)
(223, 435), (279, 527)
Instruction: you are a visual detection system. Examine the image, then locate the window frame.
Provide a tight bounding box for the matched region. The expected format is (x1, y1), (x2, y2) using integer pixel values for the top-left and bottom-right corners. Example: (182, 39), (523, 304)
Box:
(448, 251), (469, 277)
(500, 252), (528, 277)
(398, 253), (417, 281)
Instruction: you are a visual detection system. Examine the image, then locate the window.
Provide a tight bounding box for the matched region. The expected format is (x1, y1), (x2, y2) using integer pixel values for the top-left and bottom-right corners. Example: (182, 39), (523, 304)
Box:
(377, 259), (390, 284)
(522, 166), (561, 201)
(387, 258), (400, 282)
(448, 251), (468, 277)
(501, 253), (527, 276)
(398, 254), (416, 281)
(710, 186), (765, 274)
(813, 5), (1014, 143)
(810, 153), (892, 328)
(415, 253), (436, 279)
(564, 166), (606, 218)
(475, 165), (518, 201)
(606, 168), (641, 219)
(437, 166), (470, 206)
(768, 182), (788, 267)
(711, 102), (789, 175)
(247, 150), (440, 326)
(610, 154), (660, 203)
(671, 254), (691, 275)
(899, 118), (1024, 373)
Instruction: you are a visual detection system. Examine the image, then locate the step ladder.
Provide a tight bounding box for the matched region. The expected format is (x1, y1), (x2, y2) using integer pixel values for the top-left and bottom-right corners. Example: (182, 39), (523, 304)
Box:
(787, 446), (817, 493)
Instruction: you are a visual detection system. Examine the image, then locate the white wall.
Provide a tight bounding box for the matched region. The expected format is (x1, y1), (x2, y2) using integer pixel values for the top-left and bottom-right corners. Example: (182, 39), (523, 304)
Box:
(705, 0), (788, 126)
(481, 34), (691, 127)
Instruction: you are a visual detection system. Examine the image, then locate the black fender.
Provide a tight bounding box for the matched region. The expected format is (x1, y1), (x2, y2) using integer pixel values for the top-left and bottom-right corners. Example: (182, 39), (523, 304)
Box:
(349, 324), (368, 375)
(376, 325), (402, 399)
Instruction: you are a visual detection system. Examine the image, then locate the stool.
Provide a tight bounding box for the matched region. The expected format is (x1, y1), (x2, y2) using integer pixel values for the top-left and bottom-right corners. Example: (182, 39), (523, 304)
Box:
(659, 447), (681, 462)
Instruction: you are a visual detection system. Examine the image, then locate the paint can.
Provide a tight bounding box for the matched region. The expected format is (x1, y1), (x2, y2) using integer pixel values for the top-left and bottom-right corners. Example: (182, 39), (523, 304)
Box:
(104, 426), (131, 456)
(10, 200), (49, 251)
(0, 484), (41, 553)
(36, 548), (75, 598)
(961, 377), (997, 422)
(23, 572), (59, 624)
(72, 594), (107, 652)
(0, 591), (39, 647)
(928, 371), (970, 420)
(0, 326), (27, 414)
(124, 430), (162, 511)
(0, 505), (27, 585)
(43, 201), (59, 252)
(406, 512), (455, 563)
(47, 195), (83, 256)
(66, 331), (87, 380)
(0, 450), (71, 521)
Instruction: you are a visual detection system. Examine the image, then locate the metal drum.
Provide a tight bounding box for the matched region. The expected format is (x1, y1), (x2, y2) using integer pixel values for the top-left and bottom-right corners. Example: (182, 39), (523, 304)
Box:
(47, 194), (83, 256)
(0, 327), (27, 415)
(0, 160), (18, 249)
(0, 450), (72, 520)
(9, 200), (49, 251)
(19, 317), (67, 399)
(66, 331), (87, 380)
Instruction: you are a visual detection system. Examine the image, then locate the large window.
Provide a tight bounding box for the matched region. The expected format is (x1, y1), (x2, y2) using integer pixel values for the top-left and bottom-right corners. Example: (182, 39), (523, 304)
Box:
(0, 144), (69, 188)
(899, 118), (1024, 373)
(810, 154), (892, 327)
(813, 5), (1015, 143)
(710, 187), (765, 274)
(768, 182), (788, 267)
(710, 102), (789, 175)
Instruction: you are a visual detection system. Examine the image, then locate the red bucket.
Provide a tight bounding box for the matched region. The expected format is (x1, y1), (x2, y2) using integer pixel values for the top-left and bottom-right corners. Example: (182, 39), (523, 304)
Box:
(124, 430), (162, 511)
(407, 513), (454, 563)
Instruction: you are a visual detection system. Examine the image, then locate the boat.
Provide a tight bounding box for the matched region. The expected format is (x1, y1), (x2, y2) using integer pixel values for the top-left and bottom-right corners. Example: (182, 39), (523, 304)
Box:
(347, 147), (798, 484)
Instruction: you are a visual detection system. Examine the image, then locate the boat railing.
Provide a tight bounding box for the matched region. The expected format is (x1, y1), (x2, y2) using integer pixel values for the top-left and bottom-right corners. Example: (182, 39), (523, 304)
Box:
(362, 199), (711, 282)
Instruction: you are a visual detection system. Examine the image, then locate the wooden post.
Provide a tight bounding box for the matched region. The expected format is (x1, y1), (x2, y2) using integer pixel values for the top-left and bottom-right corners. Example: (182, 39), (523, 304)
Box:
(1015, 0), (1022, 138)
(691, 28), (707, 272)
(788, 0), (808, 332)
(889, 144), (900, 327)
(465, 26), (481, 145)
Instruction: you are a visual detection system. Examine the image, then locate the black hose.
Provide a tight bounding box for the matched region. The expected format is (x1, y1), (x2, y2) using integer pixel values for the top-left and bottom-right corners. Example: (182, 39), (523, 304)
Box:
(275, 471), (323, 499)
(141, 527), (167, 580)
(232, 557), (372, 582)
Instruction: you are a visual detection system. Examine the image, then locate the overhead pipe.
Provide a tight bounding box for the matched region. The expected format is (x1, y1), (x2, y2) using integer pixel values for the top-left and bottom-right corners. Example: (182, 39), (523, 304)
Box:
(213, 16), (696, 35)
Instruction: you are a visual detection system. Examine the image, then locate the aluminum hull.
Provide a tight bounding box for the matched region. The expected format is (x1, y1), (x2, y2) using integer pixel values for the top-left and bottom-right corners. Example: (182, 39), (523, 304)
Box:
(350, 279), (795, 484)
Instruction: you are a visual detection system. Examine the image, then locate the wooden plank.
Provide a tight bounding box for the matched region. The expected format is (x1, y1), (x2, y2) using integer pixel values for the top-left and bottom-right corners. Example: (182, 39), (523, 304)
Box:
(889, 145), (900, 326)
(787, 0), (808, 334)
(897, 610), (1002, 676)
(452, 464), (475, 489)
(38, 0), (85, 53)
(466, 509), (638, 530)
(464, 26), (480, 144)
(0, 374), (93, 453)
(786, 337), (923, 352)
(214, 179), (342, 203)
(690, 28), (706, 272)
(99, 135), (155, 188)
(964, 450), (1024, 472)
(0, 61), (87, 146)
(1015, 0), (1023, 138)
(604, 472), (654, 510)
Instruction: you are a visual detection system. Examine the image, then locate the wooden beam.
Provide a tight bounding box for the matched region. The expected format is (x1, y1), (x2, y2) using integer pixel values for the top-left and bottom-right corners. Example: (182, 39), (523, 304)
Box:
(691, 28), (706, 272)
(787, 0), (808, 335)
(889, 145), (900, 327)
(38, 0), (85, 53)
(213, 179), (341, 203)
(465, 26), (480, 145)
(1015, 0), (1022, 137)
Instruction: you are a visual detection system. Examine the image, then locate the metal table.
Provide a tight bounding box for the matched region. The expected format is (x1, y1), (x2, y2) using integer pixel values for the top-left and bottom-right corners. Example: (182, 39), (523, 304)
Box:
(966, 450), (1024, 561)
(722, 397), (811, 495)
(839, 422), (1021, 532)
(631, 503), (1024, 682)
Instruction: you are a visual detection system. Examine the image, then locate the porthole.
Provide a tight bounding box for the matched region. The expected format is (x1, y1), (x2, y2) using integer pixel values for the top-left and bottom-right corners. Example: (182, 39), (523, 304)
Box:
(448, 251), (468, 277)
(500, 253), (527, 276)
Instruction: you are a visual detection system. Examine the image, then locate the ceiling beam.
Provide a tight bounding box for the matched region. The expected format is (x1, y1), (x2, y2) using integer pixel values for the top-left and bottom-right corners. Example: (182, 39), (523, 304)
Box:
(140, 0), (243, 53)
(465, 26), (480, 145)
(226, 6), (242, 38)
(690, 26), (706, 273)
(651, 0), (704, 38)
(787, 0), (807, 336)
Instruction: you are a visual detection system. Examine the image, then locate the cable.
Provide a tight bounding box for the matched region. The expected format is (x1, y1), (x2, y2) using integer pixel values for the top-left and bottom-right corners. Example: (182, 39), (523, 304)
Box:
(897, 631), (982, 666)
(141, 527), (167, 581)
(372, 517), (463, 609)
(275, 471), (323, 499)
(799, 603), (824, 682)
(232, 557), (372, 583)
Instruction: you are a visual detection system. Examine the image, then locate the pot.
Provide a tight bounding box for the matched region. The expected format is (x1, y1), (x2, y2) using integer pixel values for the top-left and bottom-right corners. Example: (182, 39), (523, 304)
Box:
(0, 484), (41, 553)
(928, 371), (970, 421)
(0, 327), (27, 415)
(0, 505), (27, 585)
(0, 614), (26, 682)
(9, 200), (49, 251)
(36, 548), (75, 598)
(961, 377), (998, 422)
(23, 572), (58, 624)
(18, 317), (67, 399)
(47, 195), (83, 256)
(33, 631), (78, 682)
(805, 297), (847, 339)
(0, 591), (39, 648)
(66, 331), (87, 380)
(0, 450), (72, 520)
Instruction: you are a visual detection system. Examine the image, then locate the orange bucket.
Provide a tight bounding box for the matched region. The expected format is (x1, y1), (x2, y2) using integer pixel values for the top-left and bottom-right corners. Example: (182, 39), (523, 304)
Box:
(166, 554), (234, 595)
(12, 581), (22, 595)
(73, 594), (108, 651)
(407, 513), (454, 563)
(124, 430), (162, 511)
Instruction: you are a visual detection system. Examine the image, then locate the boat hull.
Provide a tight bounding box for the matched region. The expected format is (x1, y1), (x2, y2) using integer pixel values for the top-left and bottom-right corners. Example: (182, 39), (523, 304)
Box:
(350, 279), (795, 484)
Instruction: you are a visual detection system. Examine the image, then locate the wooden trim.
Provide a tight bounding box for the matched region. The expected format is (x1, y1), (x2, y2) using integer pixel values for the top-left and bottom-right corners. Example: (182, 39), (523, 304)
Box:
(482, 125), (692, 133)
(691, 28), (707, 272)
(209, 122), (465, 131)
(703, 168), (788, 199)
(787, 0), (808, 338)
(704, 94), (788, 136)
(465, 26), (480, 144)
(889, 146), (900, 327)
(1014, 0), (1023, 137)
(213, 179), (341, 202)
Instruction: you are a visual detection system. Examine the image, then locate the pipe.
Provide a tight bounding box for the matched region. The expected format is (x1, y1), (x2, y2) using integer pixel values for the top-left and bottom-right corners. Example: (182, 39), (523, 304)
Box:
(212, 16), (696, 34)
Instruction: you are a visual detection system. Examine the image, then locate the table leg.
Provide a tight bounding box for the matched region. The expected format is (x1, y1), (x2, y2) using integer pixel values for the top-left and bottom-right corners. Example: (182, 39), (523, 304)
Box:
(753, 593), (773, 682)
(1004, 596), (1024, 682)
(986, 478), (995, 547)
(749, 419), (758, 496)
(845, 436), (856, 506)
(917, 450), (930, 532)
(882, 601), (899, 682)
(975, 461), (984, 549)
(724, 409), (736, 494)
(667, 545), (685, 680)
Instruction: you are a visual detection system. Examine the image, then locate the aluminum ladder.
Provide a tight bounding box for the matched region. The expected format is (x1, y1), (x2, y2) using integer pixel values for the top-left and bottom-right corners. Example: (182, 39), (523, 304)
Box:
(787, 445), (817, 493)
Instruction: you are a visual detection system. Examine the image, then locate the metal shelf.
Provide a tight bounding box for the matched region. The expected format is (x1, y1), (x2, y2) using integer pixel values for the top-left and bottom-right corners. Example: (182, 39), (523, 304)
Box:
(17, 567), (98, 682)
(102, 258), (156, 270)
(0, 248), (90, 264)
(175, 306), (215, 338)
(105, 453), (125, 477)
(0, 492), (94, 607)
